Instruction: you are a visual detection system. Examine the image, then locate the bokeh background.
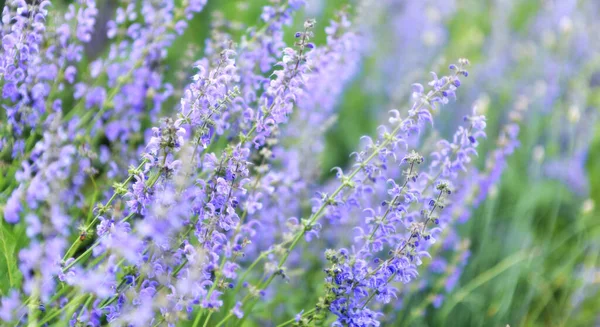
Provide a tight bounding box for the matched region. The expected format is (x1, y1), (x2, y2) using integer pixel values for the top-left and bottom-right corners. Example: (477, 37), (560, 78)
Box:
(1, 0), (599, 326)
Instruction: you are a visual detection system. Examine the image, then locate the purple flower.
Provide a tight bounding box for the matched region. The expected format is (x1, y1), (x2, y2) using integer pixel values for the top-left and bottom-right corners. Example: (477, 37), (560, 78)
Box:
(232, 301), (244, 319)
(4, 187), (23, 223)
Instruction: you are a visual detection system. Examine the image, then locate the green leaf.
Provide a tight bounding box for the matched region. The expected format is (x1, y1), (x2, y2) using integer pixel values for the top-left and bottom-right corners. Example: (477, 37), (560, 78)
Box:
(0, 220), (24, 295)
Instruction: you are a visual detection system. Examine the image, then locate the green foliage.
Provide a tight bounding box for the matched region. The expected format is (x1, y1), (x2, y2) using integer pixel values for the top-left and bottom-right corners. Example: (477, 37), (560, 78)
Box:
(0, 220), (25, 295)
(510, 0), (541, 33)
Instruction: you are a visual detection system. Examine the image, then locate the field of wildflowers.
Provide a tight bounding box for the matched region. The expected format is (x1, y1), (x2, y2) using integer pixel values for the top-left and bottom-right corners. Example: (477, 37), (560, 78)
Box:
(0, 0), (599, 326)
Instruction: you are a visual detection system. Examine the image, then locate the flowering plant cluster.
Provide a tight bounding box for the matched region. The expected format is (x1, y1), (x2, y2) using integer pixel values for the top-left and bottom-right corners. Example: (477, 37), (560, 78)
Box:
(0, 0), (595, 326)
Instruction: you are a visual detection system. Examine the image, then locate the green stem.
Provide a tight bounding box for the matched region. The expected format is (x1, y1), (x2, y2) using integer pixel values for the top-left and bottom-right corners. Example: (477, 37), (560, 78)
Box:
(215, 312), (232, 327)
(62, 160), (147, 262)
(440, 250), (531, 318)
(202, 312), (214, 327)
(277, 308), (316, 327)
(367, 163), (415, 241)
(192, 310), (204, 327)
